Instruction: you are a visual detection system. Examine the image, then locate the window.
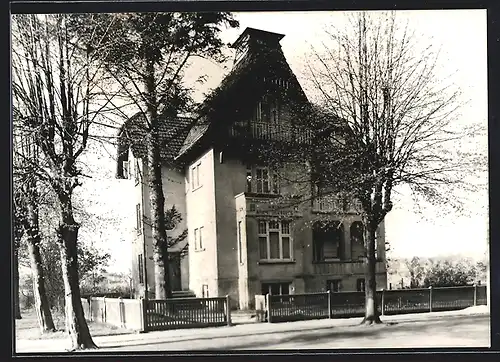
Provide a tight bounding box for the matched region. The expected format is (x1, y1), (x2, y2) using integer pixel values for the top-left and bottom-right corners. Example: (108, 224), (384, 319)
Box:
(326, 279), (341, 292)
(194, 227), (204, 250)
(357, 278), (366, 292)
(261, 282), (290, 296)
(136, 204), (142, 235)
(238, 221), (243, 264)
(246, 166), (252, 192)
(191, 163), (201, 189)
(202, 284), (209, 298)
(350, 221), (365, 260)
(259, 97), (280, 123)
(138, 254), (144, 284)
(248, 166), (279, 195)
(134, 161), (140, 185)
(313, 221), (344, 261)
(123, 161), (130, 179)
(258, 220), (292, 260)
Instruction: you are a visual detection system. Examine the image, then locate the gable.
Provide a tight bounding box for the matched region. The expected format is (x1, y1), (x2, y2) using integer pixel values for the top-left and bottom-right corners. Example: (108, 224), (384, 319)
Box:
(176, 33), (312, 161)
(116, 113), (194, 178)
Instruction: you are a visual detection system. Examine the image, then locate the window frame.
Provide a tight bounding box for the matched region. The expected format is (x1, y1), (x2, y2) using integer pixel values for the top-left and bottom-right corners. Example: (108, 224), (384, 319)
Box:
(247, 165), (280, 195)
(258, 219), (293, 261)
(134, 160), (140, 185)
(261, 282), (291, 296)
(326, 279), (341, 292)
(138, 254), (144, 284)
(136, 204), (142, 235)
(238, 221), (243, 264)
(312, 221), (344, 262)
(357, 278), (366, 292)
(191, 162), (201, 190)
(123, 161), (130, 179)
(194, 227), (204, 251)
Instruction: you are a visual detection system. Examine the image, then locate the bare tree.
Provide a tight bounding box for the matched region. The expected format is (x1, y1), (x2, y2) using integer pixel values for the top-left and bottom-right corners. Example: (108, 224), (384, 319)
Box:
(11, 14), (117, 349)
(76, 12), (238, 299)
(13, 122), (56, 331)
(306, 11), (484, 323)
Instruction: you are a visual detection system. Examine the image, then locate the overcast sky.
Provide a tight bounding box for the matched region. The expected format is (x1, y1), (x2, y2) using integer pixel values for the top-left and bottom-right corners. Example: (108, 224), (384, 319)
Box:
(77, 10), (488, 272)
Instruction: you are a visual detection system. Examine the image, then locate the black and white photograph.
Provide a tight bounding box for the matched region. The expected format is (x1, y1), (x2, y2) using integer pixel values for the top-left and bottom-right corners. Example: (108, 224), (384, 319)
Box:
(11, 5), (489, 354)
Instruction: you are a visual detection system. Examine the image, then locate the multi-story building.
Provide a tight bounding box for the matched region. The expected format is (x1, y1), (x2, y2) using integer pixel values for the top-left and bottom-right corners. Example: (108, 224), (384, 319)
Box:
(117, 27), (387, 309)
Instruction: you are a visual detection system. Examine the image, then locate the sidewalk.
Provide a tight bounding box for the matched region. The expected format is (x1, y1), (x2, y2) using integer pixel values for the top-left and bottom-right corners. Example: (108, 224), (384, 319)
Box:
(15, 306), (490, 353)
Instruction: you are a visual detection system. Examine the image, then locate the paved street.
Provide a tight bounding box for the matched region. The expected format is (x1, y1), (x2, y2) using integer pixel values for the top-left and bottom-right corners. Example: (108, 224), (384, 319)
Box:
(15, 307), (489, 353)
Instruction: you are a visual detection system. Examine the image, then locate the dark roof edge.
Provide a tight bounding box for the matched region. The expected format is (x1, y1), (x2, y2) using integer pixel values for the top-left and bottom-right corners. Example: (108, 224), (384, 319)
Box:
(231, 27), (285, 48)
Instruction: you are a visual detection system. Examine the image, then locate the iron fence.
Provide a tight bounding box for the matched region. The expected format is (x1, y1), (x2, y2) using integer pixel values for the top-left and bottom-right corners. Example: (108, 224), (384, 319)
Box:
(144, 296), (231, 332)
(264, 285), (487, 323)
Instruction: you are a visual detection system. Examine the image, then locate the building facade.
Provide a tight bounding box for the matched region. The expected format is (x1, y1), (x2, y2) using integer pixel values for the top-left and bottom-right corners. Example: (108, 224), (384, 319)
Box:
(117, 27), (387, 308)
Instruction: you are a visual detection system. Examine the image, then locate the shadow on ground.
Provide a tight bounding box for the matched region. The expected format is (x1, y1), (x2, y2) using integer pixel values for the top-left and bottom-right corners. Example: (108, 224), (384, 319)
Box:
(100, 314), (489, 351)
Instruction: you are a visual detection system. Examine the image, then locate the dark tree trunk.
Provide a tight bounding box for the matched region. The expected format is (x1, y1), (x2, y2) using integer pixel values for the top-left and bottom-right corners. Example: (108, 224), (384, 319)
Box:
(146, 130), (171, 299)
(14, 246), (22, 319)
(361, 216), (382, 325)
(57, 193), (97, 350)
(145, 59), (171, 300)
(26, 194), (55, 332)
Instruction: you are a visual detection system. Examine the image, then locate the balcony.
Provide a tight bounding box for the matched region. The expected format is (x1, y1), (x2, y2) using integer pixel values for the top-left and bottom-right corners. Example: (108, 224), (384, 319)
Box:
(312, 194), (363, 214)
(235, 193), (303, 218)
(229, 121), (312, 144)
(312, 260), (385, 275)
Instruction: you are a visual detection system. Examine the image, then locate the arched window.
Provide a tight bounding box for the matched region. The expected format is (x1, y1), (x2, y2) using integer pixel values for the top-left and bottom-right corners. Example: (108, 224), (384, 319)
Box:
(350, 221), (365, 260)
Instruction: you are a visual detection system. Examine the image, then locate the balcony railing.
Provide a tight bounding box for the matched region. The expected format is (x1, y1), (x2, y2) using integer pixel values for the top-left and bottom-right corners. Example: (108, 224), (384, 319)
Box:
(236, 193), (303, 218)
(311, 260), (385, 275)
(229, 121), (312, 144)
(312, 194), (363, 214)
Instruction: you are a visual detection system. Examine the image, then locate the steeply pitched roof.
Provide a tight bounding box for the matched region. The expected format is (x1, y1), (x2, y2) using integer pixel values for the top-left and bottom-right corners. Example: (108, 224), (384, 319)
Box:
(116, 113), (195, 177)
(176, 31), (310, 160)
(125, 113), (194, 160)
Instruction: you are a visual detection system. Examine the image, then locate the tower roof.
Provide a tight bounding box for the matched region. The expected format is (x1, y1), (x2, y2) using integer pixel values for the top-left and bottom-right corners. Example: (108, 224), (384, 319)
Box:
(231, 27), (285, 49)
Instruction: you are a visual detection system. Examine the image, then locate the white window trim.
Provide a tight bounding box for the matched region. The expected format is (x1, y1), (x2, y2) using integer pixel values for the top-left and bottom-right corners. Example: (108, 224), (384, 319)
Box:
(136, 204), (142, 235)
(194, 226), (205, 251)
(258, 220), (293, 261)
(248, 166), (280, 195)
(123, 160), (130, 179)
(134, 160), (141, 186)
(191, 162), (201, 190)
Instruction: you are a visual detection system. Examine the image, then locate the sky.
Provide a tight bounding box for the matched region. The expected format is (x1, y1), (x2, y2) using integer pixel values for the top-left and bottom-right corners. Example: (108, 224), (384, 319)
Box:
(76, 10), (488, 272)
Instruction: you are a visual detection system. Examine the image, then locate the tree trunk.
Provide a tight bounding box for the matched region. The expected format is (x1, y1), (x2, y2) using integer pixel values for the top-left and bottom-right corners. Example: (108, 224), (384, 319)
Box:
(14, 246), (22, 319)
(57, 194), (97, 350)
(361, 218), (382, 324)
(26, 196), (55, 332)
(146, 130), (171, 299)
(145, 59), (171, 300)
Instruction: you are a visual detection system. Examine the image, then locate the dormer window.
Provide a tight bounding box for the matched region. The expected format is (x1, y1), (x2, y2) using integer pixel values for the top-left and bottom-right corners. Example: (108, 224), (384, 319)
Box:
(257, 97), (280, 123)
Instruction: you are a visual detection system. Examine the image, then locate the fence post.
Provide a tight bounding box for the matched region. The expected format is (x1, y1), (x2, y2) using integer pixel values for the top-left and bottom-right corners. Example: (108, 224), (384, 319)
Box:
(381, 289), (385, 316)
(88, 297), (93, 322)
(473, 284), (478, 306)
(266, 293), (272, 323)
(429, 286), (433, 313)
(327, 290), (332, 319)
(140, 297), (147, 333)
(119, 297), (124, 328)
(103, 297), (107, 323)
(225, 295), (232, 326)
